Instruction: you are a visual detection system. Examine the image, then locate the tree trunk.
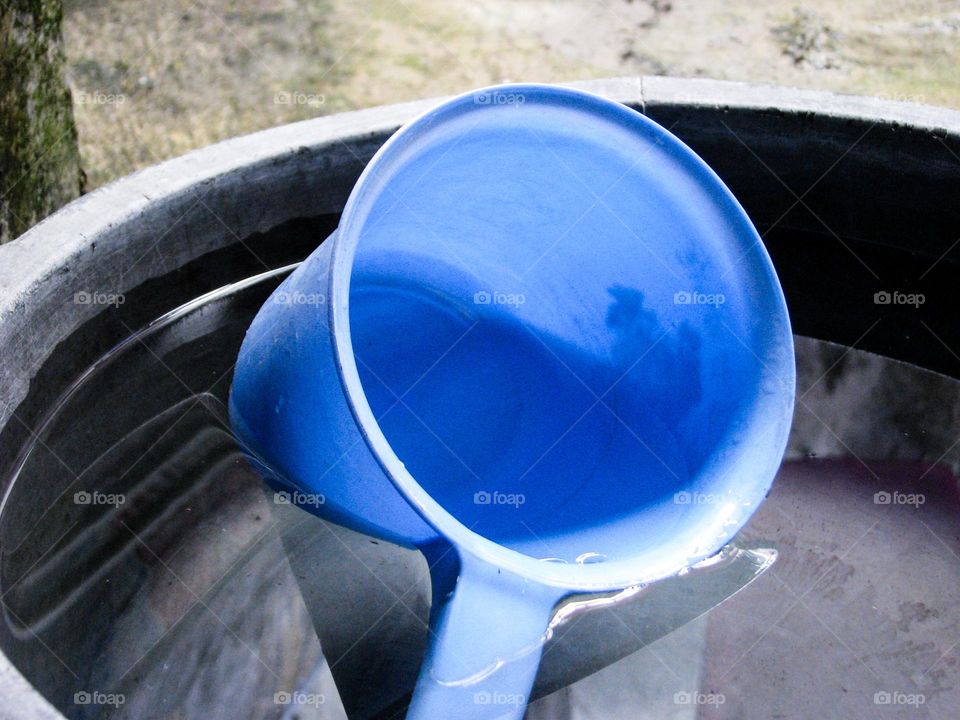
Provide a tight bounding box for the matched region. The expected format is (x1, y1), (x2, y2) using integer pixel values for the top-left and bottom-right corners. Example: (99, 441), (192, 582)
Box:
(0, 0), (82, 244)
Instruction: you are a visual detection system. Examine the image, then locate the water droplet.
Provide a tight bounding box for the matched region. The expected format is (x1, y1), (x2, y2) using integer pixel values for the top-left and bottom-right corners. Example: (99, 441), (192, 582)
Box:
(575, 552), (606, 565)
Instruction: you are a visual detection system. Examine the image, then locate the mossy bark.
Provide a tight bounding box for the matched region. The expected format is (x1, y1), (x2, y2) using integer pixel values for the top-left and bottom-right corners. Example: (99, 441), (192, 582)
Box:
(1, 0), (82, 244)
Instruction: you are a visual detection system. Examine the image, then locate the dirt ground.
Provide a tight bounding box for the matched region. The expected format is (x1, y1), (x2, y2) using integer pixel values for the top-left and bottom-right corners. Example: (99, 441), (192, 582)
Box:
(63, 0), (960, 188)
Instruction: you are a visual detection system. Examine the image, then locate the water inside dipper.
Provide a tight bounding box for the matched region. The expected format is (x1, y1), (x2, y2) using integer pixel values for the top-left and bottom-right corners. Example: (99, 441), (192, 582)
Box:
(351, 278), (690, 562)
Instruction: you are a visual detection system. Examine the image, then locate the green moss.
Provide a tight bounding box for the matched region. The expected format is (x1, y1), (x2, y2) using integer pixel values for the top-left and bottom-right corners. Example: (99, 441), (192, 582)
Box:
(1, 0), (82, 243)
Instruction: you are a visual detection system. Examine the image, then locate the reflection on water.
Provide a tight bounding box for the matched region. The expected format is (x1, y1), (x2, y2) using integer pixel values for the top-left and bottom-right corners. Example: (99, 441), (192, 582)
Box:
(352, 267), (759, 565)
(5, 397), (241, 635)
(604, 284), (702, 443)
(0, 268), (349, 719)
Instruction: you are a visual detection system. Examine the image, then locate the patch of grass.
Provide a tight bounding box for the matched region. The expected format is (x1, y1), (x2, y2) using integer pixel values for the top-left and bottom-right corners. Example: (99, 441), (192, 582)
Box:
(63, 0), (960, 189)
(773, 8), (841, 68)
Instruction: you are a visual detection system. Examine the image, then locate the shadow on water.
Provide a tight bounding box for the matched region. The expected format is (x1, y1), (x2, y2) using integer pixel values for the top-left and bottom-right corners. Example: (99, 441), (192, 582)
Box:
(352, 269), (761, 562)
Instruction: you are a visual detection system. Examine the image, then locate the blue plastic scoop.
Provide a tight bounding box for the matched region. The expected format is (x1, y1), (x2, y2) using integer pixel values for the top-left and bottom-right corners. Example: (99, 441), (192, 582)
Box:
(229, 84), (795, 719)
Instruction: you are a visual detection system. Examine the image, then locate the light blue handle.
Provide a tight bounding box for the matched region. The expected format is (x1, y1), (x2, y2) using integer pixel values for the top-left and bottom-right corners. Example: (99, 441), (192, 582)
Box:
(408, 552), (563, 720)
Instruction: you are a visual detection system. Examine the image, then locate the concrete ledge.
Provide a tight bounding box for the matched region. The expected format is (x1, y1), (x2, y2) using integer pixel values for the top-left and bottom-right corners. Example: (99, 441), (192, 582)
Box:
(642, 75), (960, 131)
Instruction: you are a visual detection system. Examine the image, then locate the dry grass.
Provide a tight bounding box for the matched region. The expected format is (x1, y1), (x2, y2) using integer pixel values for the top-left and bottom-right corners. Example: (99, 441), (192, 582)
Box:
(63, 0), (960, 189)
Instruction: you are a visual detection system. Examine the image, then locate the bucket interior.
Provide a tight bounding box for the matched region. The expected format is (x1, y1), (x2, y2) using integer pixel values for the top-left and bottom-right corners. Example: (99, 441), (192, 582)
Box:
(2, 87), (959, 719)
